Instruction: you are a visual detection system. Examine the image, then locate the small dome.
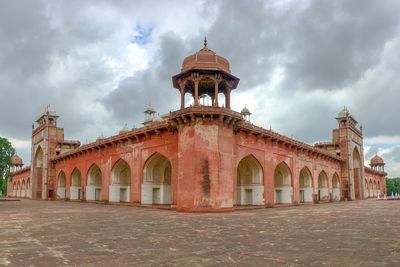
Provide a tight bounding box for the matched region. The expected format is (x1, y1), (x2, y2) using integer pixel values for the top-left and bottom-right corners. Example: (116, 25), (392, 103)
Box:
(337, 106), (349, 118)
(144, 105), (156, 114)
(181, 45), (231, 74)
(371, 154), (384, 165)
(241, 106), (251, 115)
(11, 154), (23, 166)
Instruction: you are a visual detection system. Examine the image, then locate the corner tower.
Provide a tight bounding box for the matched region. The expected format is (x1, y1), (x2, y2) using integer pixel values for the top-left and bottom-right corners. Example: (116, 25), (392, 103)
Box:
(335, 107), (365, 200)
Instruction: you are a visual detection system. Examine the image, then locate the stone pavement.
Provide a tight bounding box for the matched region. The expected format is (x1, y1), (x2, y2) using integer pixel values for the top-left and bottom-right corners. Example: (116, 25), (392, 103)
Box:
(1, 200), (399, 266)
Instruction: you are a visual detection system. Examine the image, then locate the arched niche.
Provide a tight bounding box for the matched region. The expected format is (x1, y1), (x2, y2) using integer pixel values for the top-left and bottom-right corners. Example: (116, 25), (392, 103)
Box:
(142, 153), (172, 205)
(236, 155), (264, 205)
(332, 173), (341, 201)
(352, 148), (362, 199)
(274, 162), (292, 204)
(57, 171), (66, 199)
(70, 168), (82, 200)
(33, 146), (44, 199)
(299, 167), (313, 203)
(318, 171), (329, 201)
(109, 159), (131, 202)
(86, 164), (102, 201)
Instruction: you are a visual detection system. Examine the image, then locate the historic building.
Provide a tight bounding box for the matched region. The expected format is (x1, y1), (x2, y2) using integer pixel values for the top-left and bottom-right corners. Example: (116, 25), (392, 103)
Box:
(8, 42), (387, 212)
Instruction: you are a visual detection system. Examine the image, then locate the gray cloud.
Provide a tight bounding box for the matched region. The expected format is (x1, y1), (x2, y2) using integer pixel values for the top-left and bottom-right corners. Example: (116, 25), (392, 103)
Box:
(0, 0), (399, 175)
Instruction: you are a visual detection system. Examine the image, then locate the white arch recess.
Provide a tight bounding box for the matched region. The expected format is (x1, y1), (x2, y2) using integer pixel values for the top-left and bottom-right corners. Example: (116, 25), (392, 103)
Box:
(86, 165), (102, 201)
(236, 155), (264, 206)
(109, 159), (131, 203)
(318, 171), (329, 201)
(299, 168), (313, 203)
(57, 172), (66, 199)
(274, 163), (292, 204)
(364, 179), (369, 198)
(21, 180), (26, 198)
(332, 173), (341, 201)
(27, 178), (31, 198)
(142, 153), (172, 205)
(70, 169), (82, 200)
(373, 181), (377, 197)
(368, 180), (374, 197)
(377, 181), (381, 196)
(13, 183), (17, 197)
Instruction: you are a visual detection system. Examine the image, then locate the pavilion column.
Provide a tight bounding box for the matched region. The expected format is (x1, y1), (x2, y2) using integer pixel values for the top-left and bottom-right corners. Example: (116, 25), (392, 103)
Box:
(214, 78), (219, 107)
(180, 85), (185, 110)
(225, 87), (231, 109)
(193, 73), (199, 106)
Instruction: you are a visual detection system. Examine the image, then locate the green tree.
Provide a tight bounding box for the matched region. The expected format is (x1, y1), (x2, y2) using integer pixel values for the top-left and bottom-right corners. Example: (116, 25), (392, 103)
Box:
(386, 177), (400, 195)
(0, 136), (15, 196)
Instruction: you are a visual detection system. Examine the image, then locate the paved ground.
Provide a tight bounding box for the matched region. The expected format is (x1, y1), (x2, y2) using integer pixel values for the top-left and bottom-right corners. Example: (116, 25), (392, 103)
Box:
(1, 200), (399, 267)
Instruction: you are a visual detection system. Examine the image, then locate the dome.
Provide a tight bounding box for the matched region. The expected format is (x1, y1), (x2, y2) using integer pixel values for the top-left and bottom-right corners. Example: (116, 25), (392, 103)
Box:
(241, 106), (251, 115)
(181, 46), (231, 74)
(337, 106), (349, 118)
(11, 154), (23, 166)
(371, 154), (384, 165)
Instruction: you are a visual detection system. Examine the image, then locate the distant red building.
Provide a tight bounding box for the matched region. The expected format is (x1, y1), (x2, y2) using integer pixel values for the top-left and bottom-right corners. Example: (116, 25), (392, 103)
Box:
(9, 42), (386, 212)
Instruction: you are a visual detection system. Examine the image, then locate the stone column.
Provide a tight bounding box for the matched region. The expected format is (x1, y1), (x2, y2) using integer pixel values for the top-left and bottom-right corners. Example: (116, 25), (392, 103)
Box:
(180, 85), (185, 110)
(225, 88), (231, 109)
(214, 74), (219, 107)
(193, 73), (199, 106)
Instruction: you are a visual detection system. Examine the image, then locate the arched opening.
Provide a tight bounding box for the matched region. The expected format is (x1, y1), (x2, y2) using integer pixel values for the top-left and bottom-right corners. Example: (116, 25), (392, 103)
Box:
(318, 171), (329, 201)
(373, 181), (377, 197)
(13, 182), (16, 197)
(332, 173), (341, 201)
(57, 171), (66, 199)
(352, 148), (362, 199)
(218, 93), (226, 108)
(86, 164), (102, 201)
(369, 180), (373, 198)
(27, 178), (31, 198)
(377, 181), (381, 196)
(274, 162), (292, 204)
(22, 180), (26, 198)
(364, 179), (369, 198)
(142, 153), (172, 205)
(236, 155), (264, 205)
(299, 167), (313, 203)
(33, 146), (44, 199)
(110, 159), (131, 202)
(16, 182), (20, 197)
(70, 168), (82, 200)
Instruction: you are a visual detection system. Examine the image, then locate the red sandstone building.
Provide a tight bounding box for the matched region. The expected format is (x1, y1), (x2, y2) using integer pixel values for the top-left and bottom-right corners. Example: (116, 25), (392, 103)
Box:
(8, 42), (387, 212)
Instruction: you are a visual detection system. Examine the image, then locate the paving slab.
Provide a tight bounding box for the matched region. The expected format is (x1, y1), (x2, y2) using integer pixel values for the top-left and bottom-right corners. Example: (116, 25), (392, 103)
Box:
(0, 199), (399, 266)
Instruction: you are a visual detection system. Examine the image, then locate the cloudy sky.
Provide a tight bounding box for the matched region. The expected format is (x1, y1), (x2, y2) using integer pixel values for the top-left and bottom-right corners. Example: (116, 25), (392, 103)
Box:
(0, 0), (399, 176)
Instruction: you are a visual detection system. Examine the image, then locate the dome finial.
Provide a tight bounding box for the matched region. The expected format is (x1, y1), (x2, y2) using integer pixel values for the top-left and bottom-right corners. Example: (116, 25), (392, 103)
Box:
(204, 36), (207, 48)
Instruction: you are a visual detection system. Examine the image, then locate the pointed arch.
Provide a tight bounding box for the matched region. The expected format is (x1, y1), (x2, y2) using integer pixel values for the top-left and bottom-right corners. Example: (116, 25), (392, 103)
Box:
(33, 146), (44, 199)
(373, 181), (377, 197)
(26, 178), (31, 198)
(274, 162), (292, 204)
(70, 168), (82, 200)
(352, 147), (362, 199)
(142, 153), (172, 205)
(299, 167), (313, 203)
(109, 159), (131, 202)
(236, 154), (264, 205)
(57, 171), (66, 199)
(318, 171), (329, 201)
(332, 172), (341, 201)
(369, 180), (373, 197)
(21, 180), (26, 198)
(86, 164), (102, 201)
